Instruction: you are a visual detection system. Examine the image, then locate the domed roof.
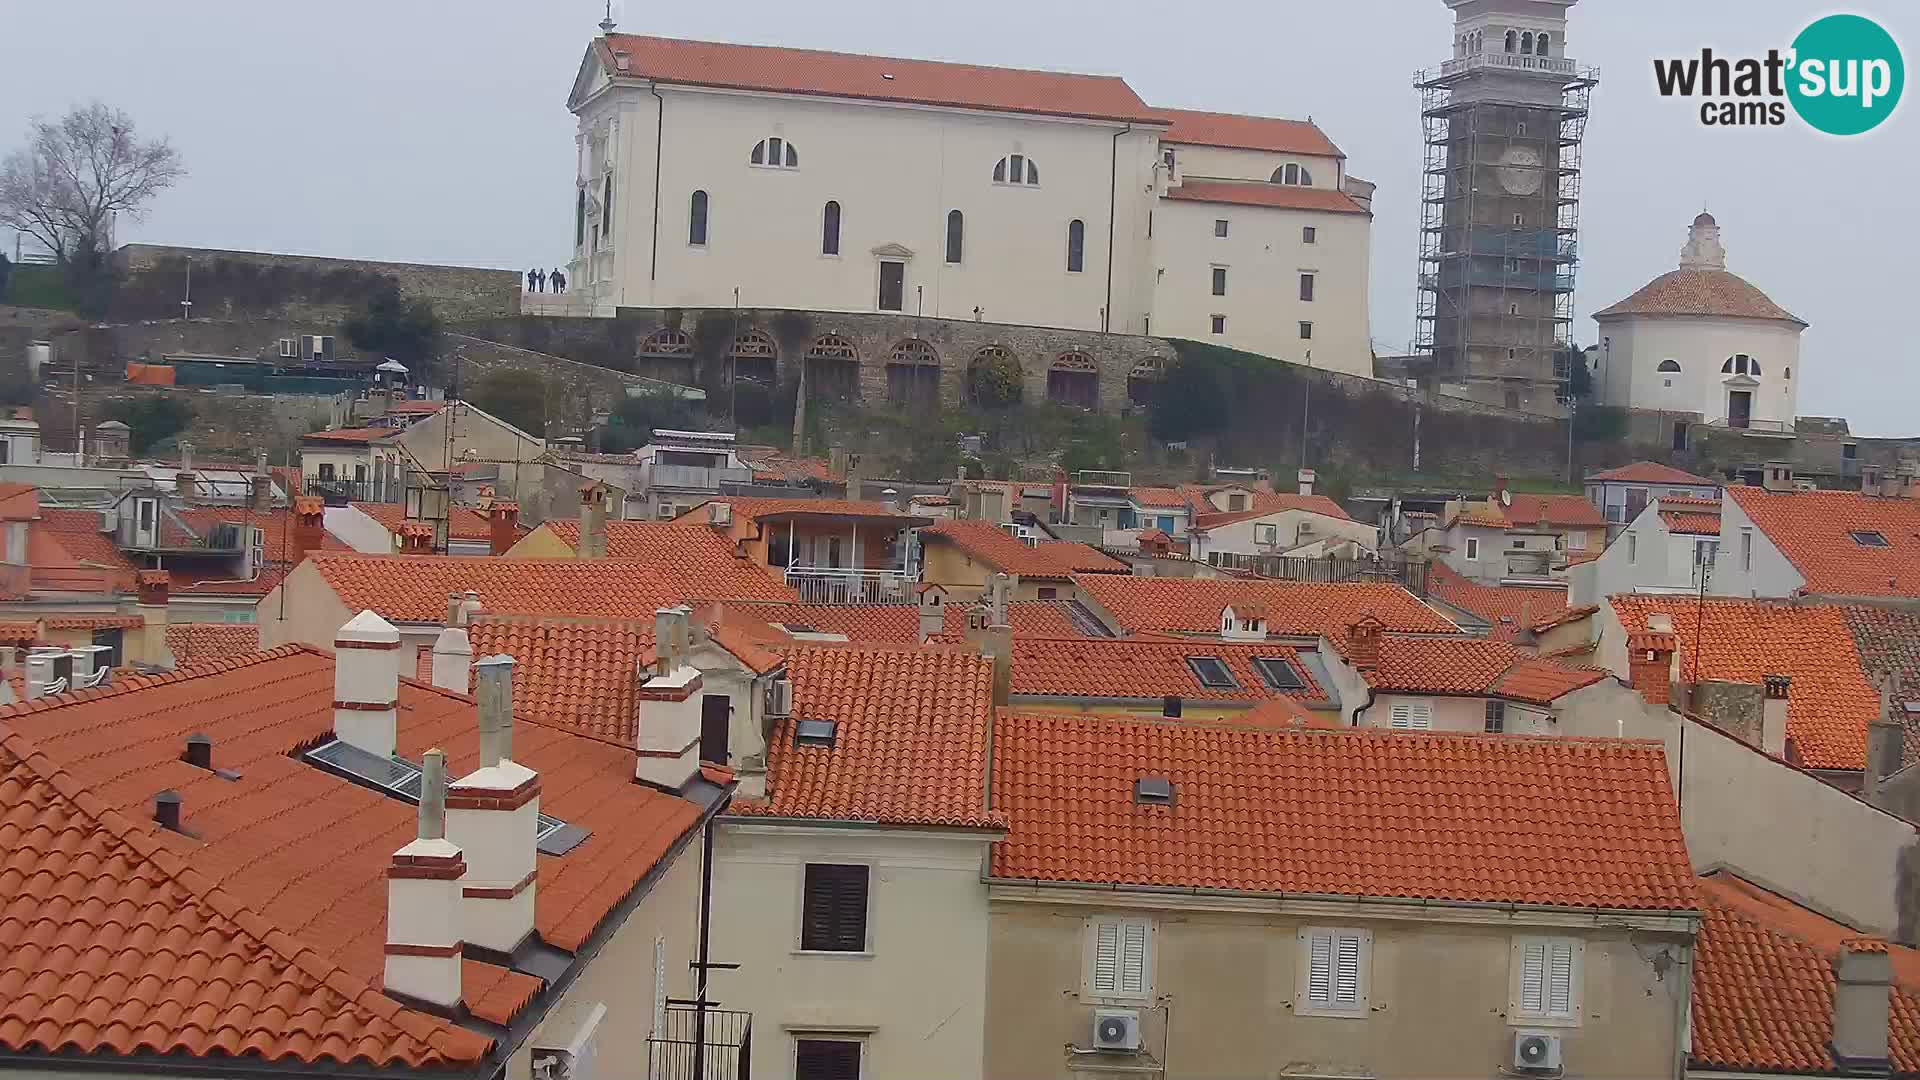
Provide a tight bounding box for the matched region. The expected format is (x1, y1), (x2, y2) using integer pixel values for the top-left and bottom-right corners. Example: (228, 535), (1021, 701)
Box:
(1593, 268), (1806, 327)
(1693, 211), (1717, 227)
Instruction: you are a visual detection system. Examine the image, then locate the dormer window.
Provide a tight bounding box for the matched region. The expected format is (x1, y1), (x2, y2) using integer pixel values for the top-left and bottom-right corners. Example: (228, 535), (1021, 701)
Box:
(750, 137), (799, 168)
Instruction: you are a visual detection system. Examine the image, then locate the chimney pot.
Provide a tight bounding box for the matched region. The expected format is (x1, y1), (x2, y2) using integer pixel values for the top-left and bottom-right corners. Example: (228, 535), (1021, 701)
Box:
(473, 655), (516, 768)
(250, 474), (272, 513)
(333, 610), (402, 758)
(1760, 674), (1791, 757)
(385, 746), (465, 1010)
(292, 496), (325, 565)
(184, 732), (212, 770)
(175, 471), (196, 503)
(1346, 616), (1383, 672)
(1628, 632), (1678, 706)
(418, 748), (448, 840)
(634, 615), (705, 790)
(446, 593), (464, 628)
(446, 658), (540, 954)
(487, 501), (520, 556)
(154, 789), (183, 832)
(1297, 468), (1316, 497)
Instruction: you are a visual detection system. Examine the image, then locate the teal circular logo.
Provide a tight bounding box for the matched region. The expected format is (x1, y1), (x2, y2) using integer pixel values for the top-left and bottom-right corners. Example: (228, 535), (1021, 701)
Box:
(1787, 14), (1904, 135)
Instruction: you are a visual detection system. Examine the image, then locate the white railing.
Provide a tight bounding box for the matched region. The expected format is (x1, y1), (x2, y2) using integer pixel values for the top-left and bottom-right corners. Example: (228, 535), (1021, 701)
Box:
(1440, 52), (1579, 79)
(784, 566), (918, 605)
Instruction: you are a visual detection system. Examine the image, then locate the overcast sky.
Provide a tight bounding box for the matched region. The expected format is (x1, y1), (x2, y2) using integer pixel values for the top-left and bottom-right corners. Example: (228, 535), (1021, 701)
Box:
(3, 1), (1913, 433)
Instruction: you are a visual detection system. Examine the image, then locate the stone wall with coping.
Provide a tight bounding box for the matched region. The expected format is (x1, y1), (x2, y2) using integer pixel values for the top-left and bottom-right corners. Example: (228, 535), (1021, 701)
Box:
(113, 244), (521, 323)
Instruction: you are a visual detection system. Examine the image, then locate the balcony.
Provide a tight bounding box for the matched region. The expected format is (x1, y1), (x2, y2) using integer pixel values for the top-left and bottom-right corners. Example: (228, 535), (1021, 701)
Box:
(646, 1002), (750, 1080)
(647, 463), (754, 492)
(1440, 51), (1580, 79)
(784, 566), (918, 605)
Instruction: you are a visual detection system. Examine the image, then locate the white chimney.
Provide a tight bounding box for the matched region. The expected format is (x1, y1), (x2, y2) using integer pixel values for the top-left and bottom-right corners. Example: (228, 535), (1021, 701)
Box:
(446, 655), (540, 954)
(1298, 468), (1316, 497)
(636, 608), (703, 790)
(384, 748), (466, 1010)
(431, 626), (473, 694)
(1761, 674), (1791, 757)
(334, 610), (402, 758)
(1833, 940), (1893, 1070)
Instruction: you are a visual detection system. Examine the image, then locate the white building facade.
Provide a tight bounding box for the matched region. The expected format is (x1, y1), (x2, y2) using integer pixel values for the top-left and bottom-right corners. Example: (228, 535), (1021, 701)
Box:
(563, 33), (1375, 376)
(1590, 213), (1807, 430)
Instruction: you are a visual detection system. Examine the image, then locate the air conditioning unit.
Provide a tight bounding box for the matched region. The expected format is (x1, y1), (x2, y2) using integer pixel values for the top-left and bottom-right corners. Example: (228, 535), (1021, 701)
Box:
(766, 677), (793, 718)
(277, 338), (297, 359)
(530, 1001), (606, 1080)
(708, 501), (733, 527)
(655, 503), (676, 520)
(1092, 1009), (1142, 1053)
(1512, 1030), (1562, 1073)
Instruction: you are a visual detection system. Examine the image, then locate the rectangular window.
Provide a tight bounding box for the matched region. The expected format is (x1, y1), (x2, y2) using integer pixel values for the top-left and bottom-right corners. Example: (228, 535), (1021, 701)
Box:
(1624, 488), (1650, 521)
(800, 863), (869, 952)
(1302, 226), (1317, 244)
(1212, 267), (1228, 296)
(795, 1038), (863, 1080)
(1214, 219), (1229, 238)
(1464, 536), (1480, 560)
(1299, 321), (1313, 340)
(1566, 531), (1587, 551)
(1742, 529), (1753, 571)
(1186, 656), (1238, 689)
(1844, 443), (1859, 460)
(1511, 539), (1527, 550)
(1088, 917), (1152, 998)
(1298, 927), (1369, 1016)
(1210, 314), (1226, 335)
(318, 463), (336, 481)
(1388, 701), (1433, 730)
(1485, 699), (1506, 733)
(1627, 533), (1638, 564)
(1256, 524), (1278, 544)
(1252, 657), (1306, 691)
(1299, 273), (1315, 301)
(1513, 937), (1582, 1023)
(1037, 586), (1058, 600)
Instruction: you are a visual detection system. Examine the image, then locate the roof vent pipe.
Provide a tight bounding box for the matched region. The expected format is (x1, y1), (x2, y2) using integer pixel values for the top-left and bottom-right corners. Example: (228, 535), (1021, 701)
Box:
(154, 790), (183, 832)
(184, 733), (212, 770)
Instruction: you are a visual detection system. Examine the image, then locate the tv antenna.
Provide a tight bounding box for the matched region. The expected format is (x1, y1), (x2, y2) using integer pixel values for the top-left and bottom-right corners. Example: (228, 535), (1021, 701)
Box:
(598, 0), (616, 34)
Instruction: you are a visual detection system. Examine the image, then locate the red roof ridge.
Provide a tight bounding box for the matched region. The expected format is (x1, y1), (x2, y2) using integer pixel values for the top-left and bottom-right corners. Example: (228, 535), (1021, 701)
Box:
(992, 707), (1667, 751)
(0, 643), (310, 721)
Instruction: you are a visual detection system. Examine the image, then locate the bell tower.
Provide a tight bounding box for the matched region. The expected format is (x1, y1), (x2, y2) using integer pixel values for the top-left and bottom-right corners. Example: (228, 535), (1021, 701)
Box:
(1413, 0), (1597, 416)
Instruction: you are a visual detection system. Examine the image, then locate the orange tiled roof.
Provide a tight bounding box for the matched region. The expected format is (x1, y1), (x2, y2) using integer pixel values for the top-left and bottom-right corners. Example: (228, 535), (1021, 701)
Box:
(1452, 503), (1511, 529)
(924, 519), (1129, 579)
(990, 712), (1697, 909)
(0, 483), (38, 521)
(1009, 637), (1324, 703)
(1611, 596), (1880, 770)
(469, 616), (654, 742)
(673, 496), (913, 523)
(0, 621), (42, 644)
(1588, 461), (1717, 485)
(1660, 497), (1722, 536)
(598, 34), (1159, 124)
(300, 427), (401, 444)
(1426, 563), (1570, 629)
(1181, 484), (1353, 522)
(732, 645), (1001, 828)
(165, 622), (262, 664)
(1730, 486), (1920, 598)
(1505, 492), (1606, 529)
(1692, 873), (1920, 1074)
(1594, 268), (1806, 325)
(1129, 486), (1188, 510)
(352, 501), (501, 542)
(1346, 633), (1607, 705)
(310, 550), (792, 624)
(1076, 575), (1454, 637)
(44, 613), (143, 631)
(1163, 181), (1370, 215)
(1152, 107), (1344, 157)
(0, 646), (706, 1068)
(737, 448), (843, 484)
(1225, 696), (1342, 731)
(32, 507), (138, 581)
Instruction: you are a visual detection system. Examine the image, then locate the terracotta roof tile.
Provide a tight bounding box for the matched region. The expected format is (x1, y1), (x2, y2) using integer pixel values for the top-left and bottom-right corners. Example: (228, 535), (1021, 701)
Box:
(44, 614), (143, 631)
(311, 551), (792, 624)
(1453, 503), (1511, 529)
(1730, 486), (1920, 598)
(1587, 461), (1717, 485)
(1692, 873), (1920, 1074)
(1076, 575), (1454, 637)
(1611, 596), (1879, 770)
(1180, 484), (1353, 521)
(1163, 181), (1370, 215)
(599, 34), (1159, 124)
(990, 712), (1697, 909)
(673, 496), (912, 523)
(925, 520), (1129, 578)
(1129, 486), (1188, 509)
(1427, 563), (1570, 629)
(540, 519), (804, 598)
(732, 645), (1000, 828)
(165, 623), (263, 665)
(1660, 505), (1722, 536)
(351, 501), (500, 542)
(1840, 606), (1920, 768)
(468, 616), (653, 742)
(1504, 493), (1606, 529)
(300, 427), (401, 444)
(1594, 268), (1806, 325)
(31, 508), (139, 590)
(1152, 107), (1344, 157)
(736, 448), (843, 484)
(0, 645), (704, 1065)
(1008, 637), (1325, 703)
(1341, 633), (1607, 705)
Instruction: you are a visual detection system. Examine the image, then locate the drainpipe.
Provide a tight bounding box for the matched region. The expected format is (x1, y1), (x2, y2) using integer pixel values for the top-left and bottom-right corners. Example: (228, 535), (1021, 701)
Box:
(692, 813), (716, 1080)
(649, 84), (665, 283)
(1104, 123), (1133, 333)
(1348, 683), (1377, 727)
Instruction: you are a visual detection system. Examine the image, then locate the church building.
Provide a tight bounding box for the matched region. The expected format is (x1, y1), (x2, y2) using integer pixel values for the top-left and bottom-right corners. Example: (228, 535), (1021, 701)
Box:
(561, 27), (1376, 376)
(1589, 212), (1807, 432)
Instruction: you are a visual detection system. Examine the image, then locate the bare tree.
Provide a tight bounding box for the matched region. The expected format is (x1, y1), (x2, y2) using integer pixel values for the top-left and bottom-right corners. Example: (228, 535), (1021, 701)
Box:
(0, 102), (184, 261)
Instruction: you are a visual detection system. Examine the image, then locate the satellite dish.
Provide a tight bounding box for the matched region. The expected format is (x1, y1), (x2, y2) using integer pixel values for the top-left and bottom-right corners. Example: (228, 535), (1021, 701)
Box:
(1500, 489), (1513, 506)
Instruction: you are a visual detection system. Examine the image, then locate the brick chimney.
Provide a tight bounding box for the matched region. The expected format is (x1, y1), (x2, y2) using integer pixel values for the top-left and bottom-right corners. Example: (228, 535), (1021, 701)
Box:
(383, 748), (465, 1011)
(577, 484), (609, 559)
(1346, 615), (1383, 673)
(1760, 674), (1791, 757)
(430, 594), (474, 694)
(1297, 468), (1316, 497)
(250, 475), (273, 513)
(292, 496), (325, 564)
(1833, 938), (1893, 1072)
(446, 655), (540, 954)
(135, 570), (175, 669)
(488, 501), (520, 556)
(174, 471), (196, 503)
(334, 610), (402, 758)
(635, 608), (703, 790)
(1628, 631), (1678, 706)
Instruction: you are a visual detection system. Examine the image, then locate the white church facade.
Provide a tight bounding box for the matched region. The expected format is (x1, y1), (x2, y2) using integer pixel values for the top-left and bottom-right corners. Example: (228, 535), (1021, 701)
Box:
(562, 32), (1375, 376)
(1589, 213), (1807, 431)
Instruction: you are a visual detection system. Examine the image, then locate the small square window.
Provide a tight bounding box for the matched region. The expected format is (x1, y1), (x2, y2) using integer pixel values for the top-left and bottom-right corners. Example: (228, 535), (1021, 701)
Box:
(1843, 443), (1859, 460)
(1302, 226), (1317, 244)
(1212, 267), (1228, 296)
(1214, 219), (1229, 238)
(795, 1038), (863, 1080)
(1210, 314), (1226, 335)
(1484, 699), (1506, 733)
(1851, 530), (1891, 547)
(1297, 927), (1370, 1017)
(1299, 321), (1313, 340)
(1186, 656), (1238, 689)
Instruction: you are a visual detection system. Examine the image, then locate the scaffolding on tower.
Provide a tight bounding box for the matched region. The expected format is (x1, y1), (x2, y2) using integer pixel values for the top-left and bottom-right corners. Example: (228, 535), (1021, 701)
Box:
(1412, 55), (1598, 410)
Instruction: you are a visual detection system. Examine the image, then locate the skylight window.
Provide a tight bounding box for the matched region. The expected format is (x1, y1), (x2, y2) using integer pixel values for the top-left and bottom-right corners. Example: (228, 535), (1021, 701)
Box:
(1252, 657), (1307, 691)
(795, 718), (837, 747)
(1134, 776), (1174, 805)
(304, 739), (588, 855)
(1851, 530), (1891, 547)
(1185, 656), (1238, 689)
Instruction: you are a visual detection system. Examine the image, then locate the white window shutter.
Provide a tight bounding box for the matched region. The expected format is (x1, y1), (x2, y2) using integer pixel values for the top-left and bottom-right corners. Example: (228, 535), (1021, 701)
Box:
(1093, 921), (1120, 992)
(1308, 931), (1334, 1003)
(1519, 941), (1547, 1014)
(1390, 704), (1412, 729)
(1334, 933), (1362, 1005)
(1547, 941), (1575, 1015)
(1120, 921), (1149, 995)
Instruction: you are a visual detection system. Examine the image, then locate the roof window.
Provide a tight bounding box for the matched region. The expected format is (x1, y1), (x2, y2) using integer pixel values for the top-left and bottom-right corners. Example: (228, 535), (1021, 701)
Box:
(795, 718), (838, 747)
(1134, 776), (1174, 805)
(1185, 656), (1238, 689)
(1851, 530), (1891, 547)
(1252, 657), (1306, 691)
(304, 739), (588, 855)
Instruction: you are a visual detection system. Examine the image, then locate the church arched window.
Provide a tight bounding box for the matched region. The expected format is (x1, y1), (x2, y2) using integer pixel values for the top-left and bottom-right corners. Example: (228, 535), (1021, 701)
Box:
(1657, 359), (1682, 373)
(1271, 163), (1313, 187)
(1521, 32), (1534, 54)
(750, 137), (799, 168)
(688, 190), (709, 246)
(993, 154), (1040, 185)
(1721, 354), (1760, 376)
(1535, 31), (1551, 56)
(1505, 29), (1518, 53)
